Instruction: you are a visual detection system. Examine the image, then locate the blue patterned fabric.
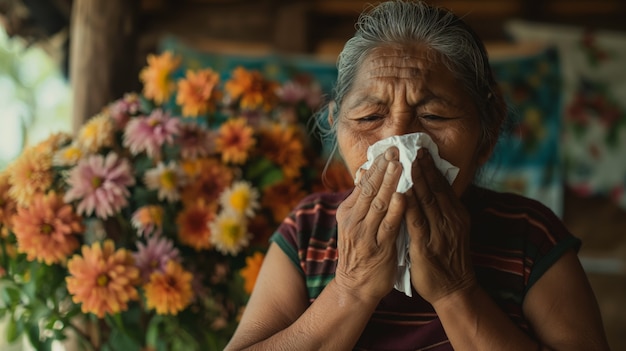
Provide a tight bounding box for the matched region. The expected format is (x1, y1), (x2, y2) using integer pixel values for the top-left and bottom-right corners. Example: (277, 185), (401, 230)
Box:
(159, 37), (564, 215)
(480, 48), (564, 216)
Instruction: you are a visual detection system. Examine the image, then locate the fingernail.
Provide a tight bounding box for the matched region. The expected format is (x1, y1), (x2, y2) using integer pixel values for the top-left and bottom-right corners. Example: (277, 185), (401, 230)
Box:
(354, 169), (362, 184)
(385, 147), (397, 161)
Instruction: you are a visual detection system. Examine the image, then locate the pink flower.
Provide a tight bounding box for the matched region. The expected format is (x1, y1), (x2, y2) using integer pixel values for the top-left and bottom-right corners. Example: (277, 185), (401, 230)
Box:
(109, 93), (141, 129)
(277, 78), (322, 110)
(123, 109), (180, 159)
(133, 236), (180, 283)
(64, 152), (136, 219)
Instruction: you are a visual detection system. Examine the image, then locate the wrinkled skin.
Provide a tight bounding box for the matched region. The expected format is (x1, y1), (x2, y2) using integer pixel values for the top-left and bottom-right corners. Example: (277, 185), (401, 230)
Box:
(334, 44), (489, 303)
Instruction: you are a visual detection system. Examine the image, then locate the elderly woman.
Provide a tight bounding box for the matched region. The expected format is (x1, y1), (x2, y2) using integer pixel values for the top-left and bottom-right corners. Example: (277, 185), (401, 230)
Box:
(225, 1), (609, 350)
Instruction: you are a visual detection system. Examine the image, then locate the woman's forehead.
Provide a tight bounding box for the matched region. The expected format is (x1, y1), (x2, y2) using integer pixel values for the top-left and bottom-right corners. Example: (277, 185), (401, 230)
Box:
(347, 45), (465, 104)
(361, 45), (443, 69)
(355, 45), (454, 82)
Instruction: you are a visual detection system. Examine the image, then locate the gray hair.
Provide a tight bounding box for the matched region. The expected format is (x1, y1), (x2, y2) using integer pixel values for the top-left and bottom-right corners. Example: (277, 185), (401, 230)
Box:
(318, 0), (506, 159)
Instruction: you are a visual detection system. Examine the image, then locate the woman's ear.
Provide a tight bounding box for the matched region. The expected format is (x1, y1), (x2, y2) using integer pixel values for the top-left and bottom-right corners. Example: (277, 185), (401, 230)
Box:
(327, 101), (336, 126)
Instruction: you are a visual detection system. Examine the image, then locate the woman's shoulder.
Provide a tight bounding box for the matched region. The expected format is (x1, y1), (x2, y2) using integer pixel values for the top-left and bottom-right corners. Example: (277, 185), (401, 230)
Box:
(466, 185), (561, 222)
(466, 185), (576, 244)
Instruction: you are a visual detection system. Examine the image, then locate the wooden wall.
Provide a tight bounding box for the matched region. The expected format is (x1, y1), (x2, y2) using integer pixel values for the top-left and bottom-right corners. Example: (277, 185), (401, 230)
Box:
(138, 0), (626, 58)
(63, 0), (626, 129)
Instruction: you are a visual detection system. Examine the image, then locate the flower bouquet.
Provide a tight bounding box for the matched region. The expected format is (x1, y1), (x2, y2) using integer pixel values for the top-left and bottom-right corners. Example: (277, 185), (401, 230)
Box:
(0, 51), (352, 351)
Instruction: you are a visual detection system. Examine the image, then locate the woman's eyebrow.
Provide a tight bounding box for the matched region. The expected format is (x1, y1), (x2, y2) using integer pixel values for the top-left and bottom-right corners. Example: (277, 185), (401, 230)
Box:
(415, 93), (460, 110)
(346, 91), (461, 111)
(346, 95), (385, 110)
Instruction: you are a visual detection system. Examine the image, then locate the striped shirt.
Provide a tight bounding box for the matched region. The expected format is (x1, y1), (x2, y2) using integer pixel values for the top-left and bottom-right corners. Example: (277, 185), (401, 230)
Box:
(270, 185), (581, 351)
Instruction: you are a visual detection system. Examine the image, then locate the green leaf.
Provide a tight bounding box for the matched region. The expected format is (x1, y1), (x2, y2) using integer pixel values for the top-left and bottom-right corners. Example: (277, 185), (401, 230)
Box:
(244, 158), (274, 179)
(5, 315), (19, 343)
(105, 328), (142, 351)
(27, 323), (53, 351)
(145, 314), (163, 348)
(1, 285), (21, 307)
(258, 167), (284, 189)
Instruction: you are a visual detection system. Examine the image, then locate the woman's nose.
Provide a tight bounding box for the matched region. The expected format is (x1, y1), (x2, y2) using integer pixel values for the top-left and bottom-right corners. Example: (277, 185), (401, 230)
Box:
(388, 112), (425, 136)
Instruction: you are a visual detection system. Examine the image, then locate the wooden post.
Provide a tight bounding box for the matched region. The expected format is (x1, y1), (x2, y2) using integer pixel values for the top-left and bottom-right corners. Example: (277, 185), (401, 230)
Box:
(69, 0), (140, 133)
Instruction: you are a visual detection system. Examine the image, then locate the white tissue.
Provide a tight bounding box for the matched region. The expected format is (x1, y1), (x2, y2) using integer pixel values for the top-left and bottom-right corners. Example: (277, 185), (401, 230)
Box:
(356, 132), (459, 297)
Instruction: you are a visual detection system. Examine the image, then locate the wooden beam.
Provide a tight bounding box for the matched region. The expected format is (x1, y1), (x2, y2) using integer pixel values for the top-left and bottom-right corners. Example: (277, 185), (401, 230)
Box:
(69, 0), (140, 133)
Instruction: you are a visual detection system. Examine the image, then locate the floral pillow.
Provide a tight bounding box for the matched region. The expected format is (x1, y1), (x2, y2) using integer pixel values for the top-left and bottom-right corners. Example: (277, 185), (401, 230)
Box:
(479, 46), (564, 216)
(506, 20), (626, 210)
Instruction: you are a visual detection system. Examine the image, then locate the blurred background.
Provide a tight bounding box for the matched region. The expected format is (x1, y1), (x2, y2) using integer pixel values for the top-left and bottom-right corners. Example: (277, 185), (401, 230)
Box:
(0, 0), (624, 350)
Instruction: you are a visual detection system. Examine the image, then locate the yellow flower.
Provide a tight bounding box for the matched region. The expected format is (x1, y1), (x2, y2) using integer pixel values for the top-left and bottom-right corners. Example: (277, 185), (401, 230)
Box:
(216, 117), (256, 165)
(53, 143), (84, 167)
(144, 260), (193, 315)
(176, 68), (222, 117)
(66, 240), (140, 318)
(76, 113), (115, 154)
(139, 51), (181, 104)
(209, 211), (250, 256)
(143, 161), (186, 203)
(8, 147), (53, 207)
(240, 251), (265, 295)
(219, 181), (260, 218)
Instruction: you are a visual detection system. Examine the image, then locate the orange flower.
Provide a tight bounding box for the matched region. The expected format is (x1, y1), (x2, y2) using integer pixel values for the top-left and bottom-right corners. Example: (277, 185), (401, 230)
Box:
(181, 158), (233, 206)
(131, 205), (164, 237)
(144, 260), (193, 315)
(66, 240), (140, 318)
(176, 68), (222, 117)
(12, 191), (84, 264)
(7, 147), (53, 207)
(216, 117), (256, 165)
(262, 180), (307, 223)
(176, 202), (215, 251)
(224, 67), (279, 112)
(258, 123), (306, 179)
(34, 132), (72, 154)
(240, 251), (265, 295)
(139, 51), (181, 104)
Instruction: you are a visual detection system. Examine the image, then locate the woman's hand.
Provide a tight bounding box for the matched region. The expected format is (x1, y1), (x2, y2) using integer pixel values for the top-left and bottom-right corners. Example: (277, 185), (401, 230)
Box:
(405, 148), (477, 304)
(335, 147), (406, 303)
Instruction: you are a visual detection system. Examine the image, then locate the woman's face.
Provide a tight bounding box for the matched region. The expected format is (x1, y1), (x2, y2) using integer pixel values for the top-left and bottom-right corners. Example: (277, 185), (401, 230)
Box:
(335, 44), (491, 197)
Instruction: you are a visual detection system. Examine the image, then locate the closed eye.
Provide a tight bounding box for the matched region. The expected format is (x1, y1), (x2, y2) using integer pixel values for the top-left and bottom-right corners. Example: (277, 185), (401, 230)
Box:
(420, 114), (448, 121)
(358, 114), (384, 122)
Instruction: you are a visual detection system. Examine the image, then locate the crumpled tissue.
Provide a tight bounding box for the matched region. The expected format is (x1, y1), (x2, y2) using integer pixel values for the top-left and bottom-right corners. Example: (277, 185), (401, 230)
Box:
(356, 132), (459, 297)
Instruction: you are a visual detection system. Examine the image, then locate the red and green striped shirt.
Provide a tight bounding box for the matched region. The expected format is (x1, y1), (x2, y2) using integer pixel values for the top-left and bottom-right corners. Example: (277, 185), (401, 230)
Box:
(270, 185), (581, 350)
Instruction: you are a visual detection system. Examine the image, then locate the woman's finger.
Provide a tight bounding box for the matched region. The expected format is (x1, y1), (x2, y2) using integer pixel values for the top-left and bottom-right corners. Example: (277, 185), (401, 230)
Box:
(410, 148), (443, 227)
(350, 149), (393, 221)
(362, 149), (403, 245)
